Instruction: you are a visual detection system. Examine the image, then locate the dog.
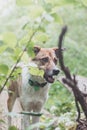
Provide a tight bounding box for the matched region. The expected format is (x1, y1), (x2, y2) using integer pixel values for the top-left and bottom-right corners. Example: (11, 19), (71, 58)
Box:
(7, 46), (60, 130)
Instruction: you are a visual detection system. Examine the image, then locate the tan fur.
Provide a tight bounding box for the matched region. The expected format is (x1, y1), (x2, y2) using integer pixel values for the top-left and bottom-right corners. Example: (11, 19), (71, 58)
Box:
(7, 47), (59, 130)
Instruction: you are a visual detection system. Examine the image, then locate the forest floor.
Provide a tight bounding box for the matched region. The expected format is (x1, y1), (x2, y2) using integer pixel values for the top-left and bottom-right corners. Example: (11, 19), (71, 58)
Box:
(0, 75), (87, 130)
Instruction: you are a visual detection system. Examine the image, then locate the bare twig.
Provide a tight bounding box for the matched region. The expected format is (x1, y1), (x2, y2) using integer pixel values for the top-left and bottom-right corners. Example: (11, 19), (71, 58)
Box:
(0, 18), (44, 94)
(58, 26), (87, 120)
(58, 26), (72, 80)
(75, 98), (81, 121)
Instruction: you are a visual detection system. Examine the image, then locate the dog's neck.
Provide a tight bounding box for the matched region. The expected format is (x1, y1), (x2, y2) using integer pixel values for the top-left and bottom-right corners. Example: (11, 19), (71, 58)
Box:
(29, 74), (47, 87)
(21, 62), (48, 88)
(30, 74), (46, 83)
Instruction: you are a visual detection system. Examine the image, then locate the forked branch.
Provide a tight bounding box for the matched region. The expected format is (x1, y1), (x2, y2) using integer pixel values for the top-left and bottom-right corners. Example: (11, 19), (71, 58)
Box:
(58, 26), (87, 120)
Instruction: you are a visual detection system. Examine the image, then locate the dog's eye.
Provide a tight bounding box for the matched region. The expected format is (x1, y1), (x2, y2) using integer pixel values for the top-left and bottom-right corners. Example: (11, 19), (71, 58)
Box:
(41, 57), (49, 63)
(54, 58), (57, 64)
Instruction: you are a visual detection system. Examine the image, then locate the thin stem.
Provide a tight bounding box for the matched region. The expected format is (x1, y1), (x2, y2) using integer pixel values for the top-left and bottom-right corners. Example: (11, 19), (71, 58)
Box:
(0, 18), (44, 94)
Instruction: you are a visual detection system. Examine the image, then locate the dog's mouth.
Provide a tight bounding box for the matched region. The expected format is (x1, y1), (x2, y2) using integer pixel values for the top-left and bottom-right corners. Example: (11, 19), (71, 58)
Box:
(44, 74), (55, 83)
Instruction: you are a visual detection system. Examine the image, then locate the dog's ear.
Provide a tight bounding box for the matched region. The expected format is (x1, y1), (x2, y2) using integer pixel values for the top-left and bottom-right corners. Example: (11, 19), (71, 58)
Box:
(53, 48), (65, 58)
(53, 48), (59, 58)
(34, 46), (41, 55)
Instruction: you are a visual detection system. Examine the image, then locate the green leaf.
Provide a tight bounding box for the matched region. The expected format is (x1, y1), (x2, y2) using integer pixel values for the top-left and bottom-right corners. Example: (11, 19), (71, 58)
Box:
(29, 67), (44, 77)
(27, 119), (56, 130)
(27, 42), (35, 58)
(3, 32), (17, 48)
(0, 119), (5, 124)
(0, 64), (9, 75)
(34, 86), (40, 91)
(28, 5), (44, 19)
(34, 32), (48, 43)
(43, 13), (54, 22)
(51, 13), (63, 24)
(0, 40), (4, 46)
(11, 68), (21, 80)
(14, 48), (21, 57)
(43, 2), (52, 12)
(47, 0), (76, 6)
(21, 52), (29, 62)
(16, 0), (32, 6)
(0, 46), (7, 53)
(9, 126), (17, 130)
(19, 33), (30, 45)
(81, 0), (87, 6)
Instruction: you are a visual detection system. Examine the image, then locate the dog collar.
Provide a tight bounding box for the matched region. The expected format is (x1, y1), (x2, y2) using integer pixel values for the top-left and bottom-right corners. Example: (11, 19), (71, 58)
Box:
(29, 79), (47, 91)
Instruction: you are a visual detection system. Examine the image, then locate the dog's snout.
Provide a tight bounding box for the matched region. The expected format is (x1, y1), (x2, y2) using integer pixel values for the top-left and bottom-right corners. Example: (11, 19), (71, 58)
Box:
(53, 69), (60, 75)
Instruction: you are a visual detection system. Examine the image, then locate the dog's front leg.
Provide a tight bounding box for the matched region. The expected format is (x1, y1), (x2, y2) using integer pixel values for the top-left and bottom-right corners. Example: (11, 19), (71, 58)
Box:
(32, 102), (42, 130)
(21, 114), (30, 130)
(8, 116), (11, 127)
(32, 115), (40, 130)
(21, 103), (32, 130)
(7, 85), (17, 128)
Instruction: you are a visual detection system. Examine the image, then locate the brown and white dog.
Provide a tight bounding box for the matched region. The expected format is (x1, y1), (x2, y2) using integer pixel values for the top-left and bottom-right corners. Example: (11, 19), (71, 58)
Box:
(7, 46), (60, 130)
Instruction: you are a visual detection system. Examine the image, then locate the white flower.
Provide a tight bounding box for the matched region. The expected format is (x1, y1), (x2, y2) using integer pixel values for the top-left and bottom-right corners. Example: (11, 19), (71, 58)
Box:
(50, 106), (57, 112)
(55, 127), (61, 130)
(65, 121), (74, 127)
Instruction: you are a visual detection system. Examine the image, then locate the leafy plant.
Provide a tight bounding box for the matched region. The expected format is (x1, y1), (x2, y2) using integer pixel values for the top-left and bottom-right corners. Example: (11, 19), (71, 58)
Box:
(45, 81), (75, 115)
(0, 0), (87, 129)
(8, 126), (18, 130)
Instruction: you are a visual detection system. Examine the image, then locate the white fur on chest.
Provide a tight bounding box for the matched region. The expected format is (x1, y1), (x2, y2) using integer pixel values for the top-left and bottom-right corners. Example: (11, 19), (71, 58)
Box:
(20, 66), (50, 108)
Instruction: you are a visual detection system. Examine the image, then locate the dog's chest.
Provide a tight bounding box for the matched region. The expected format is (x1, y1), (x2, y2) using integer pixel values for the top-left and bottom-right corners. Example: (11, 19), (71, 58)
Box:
(21, 83), (49, 103)
(19, 67), (50, 105)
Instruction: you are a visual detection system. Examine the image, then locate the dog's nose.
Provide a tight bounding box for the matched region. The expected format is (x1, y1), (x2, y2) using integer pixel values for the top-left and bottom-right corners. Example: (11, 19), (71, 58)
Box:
(53, 69), (60, 75)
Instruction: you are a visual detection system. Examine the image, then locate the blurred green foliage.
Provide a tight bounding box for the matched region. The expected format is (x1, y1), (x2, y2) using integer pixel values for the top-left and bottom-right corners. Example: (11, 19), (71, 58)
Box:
(9, 126), (18, 130)
(0, 0), (87, 129)
(45, 81), (75, 115)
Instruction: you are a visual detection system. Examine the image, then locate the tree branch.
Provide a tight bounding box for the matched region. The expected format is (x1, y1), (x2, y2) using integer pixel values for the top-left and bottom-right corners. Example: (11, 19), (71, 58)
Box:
(58, 26), (72, 80)
(58, 26), (87, 120)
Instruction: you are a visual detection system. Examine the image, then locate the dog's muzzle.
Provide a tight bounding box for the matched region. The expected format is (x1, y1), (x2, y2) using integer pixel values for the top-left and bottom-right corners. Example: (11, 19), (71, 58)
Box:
(44, 69), (60, 83)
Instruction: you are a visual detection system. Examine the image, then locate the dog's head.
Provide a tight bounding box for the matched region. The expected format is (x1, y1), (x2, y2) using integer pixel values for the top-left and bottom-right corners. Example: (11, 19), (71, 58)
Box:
(32, 46), (60, 83)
